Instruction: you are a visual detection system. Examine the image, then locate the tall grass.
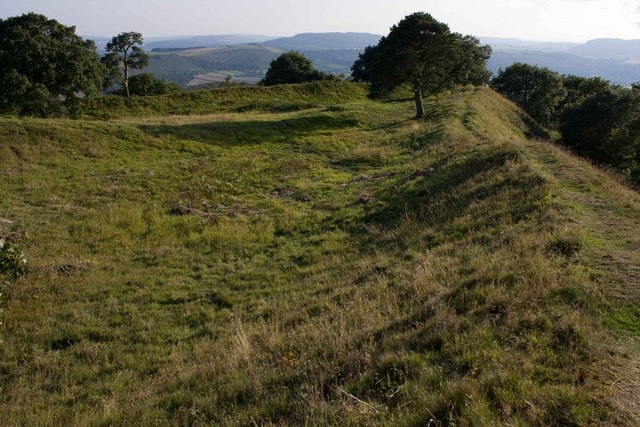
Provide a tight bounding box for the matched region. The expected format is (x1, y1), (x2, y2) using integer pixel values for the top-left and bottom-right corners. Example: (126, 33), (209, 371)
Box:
(0, 84), (638, 425)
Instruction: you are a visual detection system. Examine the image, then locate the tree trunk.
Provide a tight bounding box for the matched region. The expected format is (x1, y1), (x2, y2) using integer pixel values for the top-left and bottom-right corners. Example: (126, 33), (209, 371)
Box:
(414, 84), (424, 118)
(123, 62), (130, 98)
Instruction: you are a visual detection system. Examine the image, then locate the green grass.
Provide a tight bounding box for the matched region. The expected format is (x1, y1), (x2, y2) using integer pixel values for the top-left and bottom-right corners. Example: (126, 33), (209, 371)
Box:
(1, 83), (639, 425)
(83, 81), (367, 118)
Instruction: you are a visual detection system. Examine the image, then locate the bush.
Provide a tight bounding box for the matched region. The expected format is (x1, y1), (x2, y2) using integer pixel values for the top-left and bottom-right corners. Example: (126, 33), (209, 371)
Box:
(547, 230), (584, 258)
(111, 73), (180, 97)
(0, 238), (28, 279)
(262, 51), (337, 86)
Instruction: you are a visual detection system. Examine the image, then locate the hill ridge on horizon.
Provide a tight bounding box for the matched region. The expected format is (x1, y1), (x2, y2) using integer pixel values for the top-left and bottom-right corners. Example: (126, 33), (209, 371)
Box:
(135, 31), (640, 87)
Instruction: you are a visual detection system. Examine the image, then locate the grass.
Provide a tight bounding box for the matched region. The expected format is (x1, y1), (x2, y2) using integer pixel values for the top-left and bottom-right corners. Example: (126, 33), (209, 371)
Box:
(83, 81), (368, 118)
(1, 83), (639, 425)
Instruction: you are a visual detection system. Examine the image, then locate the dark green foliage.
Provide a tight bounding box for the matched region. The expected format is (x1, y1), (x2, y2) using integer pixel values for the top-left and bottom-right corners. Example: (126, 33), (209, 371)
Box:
(491, 63), (566, 124)
(102, 32), (150, 97)
(351, 12), (491, 117)
(0, 13), (104, 117)
(559, 84), (640, 174)
(351, 45), (379, 83)
(116, 73), (180, 96)
(490, 64), (640, 184)
(262, 51), (336, 86)
(559, 75), (611, 111)
(450, 35), (494, 86)
(0, 238), (27, 280)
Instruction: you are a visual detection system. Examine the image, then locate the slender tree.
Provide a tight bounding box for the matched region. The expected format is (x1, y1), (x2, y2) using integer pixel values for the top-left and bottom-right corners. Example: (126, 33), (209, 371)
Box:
(351, 13), (491, 118)
(102, 32), (149, 97)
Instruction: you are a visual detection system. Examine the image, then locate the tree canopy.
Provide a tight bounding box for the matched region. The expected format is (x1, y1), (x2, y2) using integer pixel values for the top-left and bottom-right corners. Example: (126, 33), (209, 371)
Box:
(0, 13), (104, 116)
(491, 63), (566, 125)
(262, 51), (335, 86)
(491, 63), (640, 185)
(560, 84), (640, 172)
(351, 12), (492, 117)
(102, 32), (150, 97)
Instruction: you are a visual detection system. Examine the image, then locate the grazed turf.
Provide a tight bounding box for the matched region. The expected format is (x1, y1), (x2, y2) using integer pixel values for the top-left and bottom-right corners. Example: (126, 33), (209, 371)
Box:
(0, 84), (638, 425)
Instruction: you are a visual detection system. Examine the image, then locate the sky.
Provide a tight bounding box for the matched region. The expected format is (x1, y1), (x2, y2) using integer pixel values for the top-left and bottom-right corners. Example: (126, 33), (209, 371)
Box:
(0, 0), (638, 42)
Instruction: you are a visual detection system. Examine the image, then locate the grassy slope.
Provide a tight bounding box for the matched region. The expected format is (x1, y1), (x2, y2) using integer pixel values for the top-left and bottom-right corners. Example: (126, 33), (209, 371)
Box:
(84, 81), (368, 118)
(1, 84), (639, 425)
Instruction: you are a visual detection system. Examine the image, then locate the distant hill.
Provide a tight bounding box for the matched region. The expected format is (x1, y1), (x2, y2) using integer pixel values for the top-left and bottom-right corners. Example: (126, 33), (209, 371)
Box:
(145, 44), (285, 86)
(142, 33), (384, 87)
(488, 51), (640, 85)
(568, 38), (640, 59)
(145, 35), (274, 50)
(481, 37), (580, 53)
(115, 33), (640, 87)
(482, 37), (640, 85)
(259, 32), (382, 50)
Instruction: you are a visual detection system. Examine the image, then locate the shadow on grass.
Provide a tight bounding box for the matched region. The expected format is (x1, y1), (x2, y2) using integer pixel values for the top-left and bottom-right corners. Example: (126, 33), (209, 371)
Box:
(365, 149), (521, 226)
(523, 116), (551, 140)
(371, 101), (452, 132)
(138, 115), (359, 147)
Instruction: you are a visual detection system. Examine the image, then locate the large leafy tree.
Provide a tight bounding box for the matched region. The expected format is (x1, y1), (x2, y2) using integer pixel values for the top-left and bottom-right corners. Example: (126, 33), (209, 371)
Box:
(351, 12), (491, 118)
(262, 51), (335, 86)
(102, 32), (150, 97)
(0, 13), (104, 116)
(491, 63), (566, 125)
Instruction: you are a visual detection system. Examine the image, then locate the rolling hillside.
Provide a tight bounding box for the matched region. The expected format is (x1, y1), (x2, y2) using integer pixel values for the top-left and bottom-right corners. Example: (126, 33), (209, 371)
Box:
(136, 33), (640, 87)
(142, 33), (382, 86)
(1, 83), (639, 425)
(146, 35), (275, 50)
(144, 44), (285, 86)
(258, 32), (382, 50)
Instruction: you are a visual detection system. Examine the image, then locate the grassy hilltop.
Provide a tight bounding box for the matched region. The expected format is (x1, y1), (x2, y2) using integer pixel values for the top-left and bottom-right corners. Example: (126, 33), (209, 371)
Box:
(1, 83), (639, 425)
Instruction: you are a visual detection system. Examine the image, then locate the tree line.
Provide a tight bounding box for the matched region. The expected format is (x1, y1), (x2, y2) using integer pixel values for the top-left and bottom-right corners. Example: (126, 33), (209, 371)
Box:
(0, 13), (178, 116)
(0, 12), (492, 118)
(491, 63), (640, 185)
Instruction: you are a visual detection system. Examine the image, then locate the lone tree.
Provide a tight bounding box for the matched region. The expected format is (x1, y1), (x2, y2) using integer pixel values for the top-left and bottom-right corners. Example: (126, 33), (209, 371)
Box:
(102, 32), (149, 97)
(262, 51), (334, 86)
(352, 12), (492, 118)
(491, 63), (566, 125)
(0, 13), (104, 116)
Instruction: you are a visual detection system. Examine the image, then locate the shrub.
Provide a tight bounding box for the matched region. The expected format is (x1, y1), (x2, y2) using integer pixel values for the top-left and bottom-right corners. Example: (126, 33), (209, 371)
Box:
(0, 238), (28, 279)
(547, 230), (584, 258)
(262, 51), (337, 86)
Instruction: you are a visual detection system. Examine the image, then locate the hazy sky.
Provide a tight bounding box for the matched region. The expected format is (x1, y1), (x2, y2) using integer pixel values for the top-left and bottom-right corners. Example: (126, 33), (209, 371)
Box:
(1, 0), (638, 42)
